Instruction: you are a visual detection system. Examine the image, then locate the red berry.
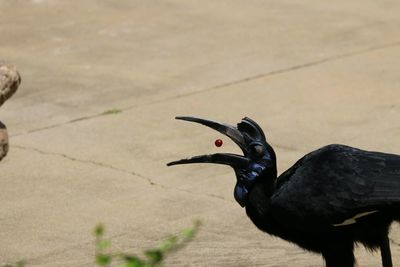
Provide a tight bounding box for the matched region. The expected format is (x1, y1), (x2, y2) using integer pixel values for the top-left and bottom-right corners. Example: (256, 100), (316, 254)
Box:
(215, 139), (223, 147)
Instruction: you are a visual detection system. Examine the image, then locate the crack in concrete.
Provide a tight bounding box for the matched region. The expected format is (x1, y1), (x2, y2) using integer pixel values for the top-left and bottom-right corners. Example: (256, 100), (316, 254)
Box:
(8, 144), (233, 267)
(13, 144), (157, 187)
(9, 147), (232, 265)
(12, 145), (233, 203)
(12, 113), (106, 137)
(11, 40), (400, 139)
(164, 40), (400, 101)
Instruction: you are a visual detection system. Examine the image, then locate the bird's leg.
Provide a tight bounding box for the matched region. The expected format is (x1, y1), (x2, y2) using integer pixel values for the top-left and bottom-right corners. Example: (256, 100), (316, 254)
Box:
(322, 243), (355, 267)
(380, 235), (392, 267)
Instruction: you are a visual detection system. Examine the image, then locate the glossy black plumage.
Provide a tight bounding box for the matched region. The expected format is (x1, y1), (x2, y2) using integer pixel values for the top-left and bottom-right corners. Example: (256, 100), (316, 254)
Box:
(246, 144), (400, 267)
(168, 117), (400, 267)
(272, 145), (400, 230)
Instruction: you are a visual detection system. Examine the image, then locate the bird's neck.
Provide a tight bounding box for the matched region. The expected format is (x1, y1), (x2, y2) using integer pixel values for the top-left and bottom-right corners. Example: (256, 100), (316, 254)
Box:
(246, 169), (276, 214)
(245, 170), (277, 232)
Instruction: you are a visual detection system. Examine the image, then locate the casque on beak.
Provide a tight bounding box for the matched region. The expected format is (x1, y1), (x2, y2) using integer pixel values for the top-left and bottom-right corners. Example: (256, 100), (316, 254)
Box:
(166, 116), (250, 169)
(167, 116), (273, 207)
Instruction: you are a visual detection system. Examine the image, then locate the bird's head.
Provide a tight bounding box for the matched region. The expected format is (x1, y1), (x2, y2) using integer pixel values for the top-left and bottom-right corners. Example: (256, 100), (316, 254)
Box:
(167, 116), (276, 207)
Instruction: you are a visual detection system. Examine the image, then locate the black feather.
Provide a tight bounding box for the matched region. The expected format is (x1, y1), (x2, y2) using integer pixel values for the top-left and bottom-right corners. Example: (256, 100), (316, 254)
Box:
(169, 117), (400, 267)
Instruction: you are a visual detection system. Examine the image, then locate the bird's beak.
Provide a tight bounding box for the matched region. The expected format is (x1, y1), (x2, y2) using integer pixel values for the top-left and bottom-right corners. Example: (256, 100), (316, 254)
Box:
(167, 153), (249, 168)
(166, 116), (249, 168)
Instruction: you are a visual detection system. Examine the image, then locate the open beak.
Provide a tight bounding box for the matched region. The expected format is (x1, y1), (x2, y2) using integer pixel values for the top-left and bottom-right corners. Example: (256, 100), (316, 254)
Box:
(167, 153), (249, 168)
(166, 116), (249, 169)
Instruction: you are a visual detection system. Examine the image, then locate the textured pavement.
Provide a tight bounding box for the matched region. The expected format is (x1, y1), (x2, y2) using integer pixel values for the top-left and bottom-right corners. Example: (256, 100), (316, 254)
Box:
(1, 0), (400, 266)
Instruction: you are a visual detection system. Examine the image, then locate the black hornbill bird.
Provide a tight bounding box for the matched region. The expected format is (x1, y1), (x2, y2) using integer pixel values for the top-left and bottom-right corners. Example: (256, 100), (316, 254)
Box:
(167, 116), (400, 267)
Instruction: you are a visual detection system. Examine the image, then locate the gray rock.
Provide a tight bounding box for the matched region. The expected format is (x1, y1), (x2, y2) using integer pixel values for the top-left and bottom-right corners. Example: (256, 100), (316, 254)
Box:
(0, 62), (20, 160)
(0, 62), (20, 107)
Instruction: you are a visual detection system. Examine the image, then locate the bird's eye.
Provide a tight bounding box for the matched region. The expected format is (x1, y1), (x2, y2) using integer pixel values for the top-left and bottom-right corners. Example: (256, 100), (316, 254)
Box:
(251, 144), (266, 157)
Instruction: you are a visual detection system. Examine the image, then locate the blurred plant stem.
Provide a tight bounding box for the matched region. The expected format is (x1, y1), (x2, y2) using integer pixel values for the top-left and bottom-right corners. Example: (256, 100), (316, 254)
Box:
(94, 220), (201, 267)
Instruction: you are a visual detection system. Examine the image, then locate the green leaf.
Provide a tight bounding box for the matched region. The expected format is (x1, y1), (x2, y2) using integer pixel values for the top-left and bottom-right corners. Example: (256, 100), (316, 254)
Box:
(3, 260), (26, 267)
(96, 254), (111, 266)
(119, 263), (143, 267)
(121, 255), (145, 267)
(159, 235), (178, 252)
(145, 249), (163, 264)
(94, 224), (104, 237)
(102, 108), (122, 115)
(97, 240), (111, 250)
(182, 228), (194, 239)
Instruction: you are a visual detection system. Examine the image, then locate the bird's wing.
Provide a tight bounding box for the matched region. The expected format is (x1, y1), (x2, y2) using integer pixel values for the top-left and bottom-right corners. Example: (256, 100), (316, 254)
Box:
(270, 144), (400, 231)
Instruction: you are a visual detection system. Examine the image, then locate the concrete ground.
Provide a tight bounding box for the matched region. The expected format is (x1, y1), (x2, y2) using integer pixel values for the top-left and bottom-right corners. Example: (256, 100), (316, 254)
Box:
(1, 0), (400, 266)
